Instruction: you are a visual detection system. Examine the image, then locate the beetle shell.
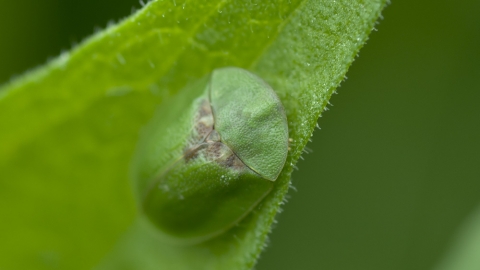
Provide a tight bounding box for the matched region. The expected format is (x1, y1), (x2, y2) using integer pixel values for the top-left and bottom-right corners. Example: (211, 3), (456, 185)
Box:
(210, 68), (289, 180)
(132, 67), (288, 244)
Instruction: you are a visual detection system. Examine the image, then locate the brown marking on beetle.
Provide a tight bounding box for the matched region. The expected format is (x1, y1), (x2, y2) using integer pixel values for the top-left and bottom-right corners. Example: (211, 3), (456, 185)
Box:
(205, 142), (225, 160)
(219, 152), (246, 171)
(183, 98), (249, 172)
(183, 143), (207, 162)
(192, 99), (214, 142)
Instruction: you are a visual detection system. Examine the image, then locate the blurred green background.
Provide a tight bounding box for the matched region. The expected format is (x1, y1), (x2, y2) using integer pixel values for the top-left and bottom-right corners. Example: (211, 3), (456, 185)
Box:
(1, 1), (479, 270)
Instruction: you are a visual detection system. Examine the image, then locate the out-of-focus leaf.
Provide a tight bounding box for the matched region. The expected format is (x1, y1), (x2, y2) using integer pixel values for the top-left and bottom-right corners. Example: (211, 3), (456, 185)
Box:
(435, 206), (480, 270)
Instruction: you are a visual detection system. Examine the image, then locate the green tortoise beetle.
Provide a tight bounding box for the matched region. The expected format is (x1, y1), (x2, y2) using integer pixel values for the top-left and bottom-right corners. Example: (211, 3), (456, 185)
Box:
(132, 67), (288, 244)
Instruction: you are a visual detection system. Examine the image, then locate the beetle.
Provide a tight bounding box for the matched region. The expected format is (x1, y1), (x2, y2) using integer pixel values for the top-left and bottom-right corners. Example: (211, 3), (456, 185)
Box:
(131, 67), (288, 244)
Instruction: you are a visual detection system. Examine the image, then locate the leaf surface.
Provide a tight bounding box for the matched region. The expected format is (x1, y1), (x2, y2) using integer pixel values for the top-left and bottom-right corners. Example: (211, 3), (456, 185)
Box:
(435, 206), (480, 270)
(0, 0), (386, 269)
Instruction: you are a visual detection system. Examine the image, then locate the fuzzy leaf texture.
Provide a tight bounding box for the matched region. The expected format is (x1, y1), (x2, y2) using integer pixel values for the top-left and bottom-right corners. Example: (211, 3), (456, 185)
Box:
(0, 0), (386, 269)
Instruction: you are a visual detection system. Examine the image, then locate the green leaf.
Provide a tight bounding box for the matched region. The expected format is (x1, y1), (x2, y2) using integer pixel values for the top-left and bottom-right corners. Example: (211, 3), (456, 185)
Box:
(0, 0), (386, 269)
(435, 206), (480, 270)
